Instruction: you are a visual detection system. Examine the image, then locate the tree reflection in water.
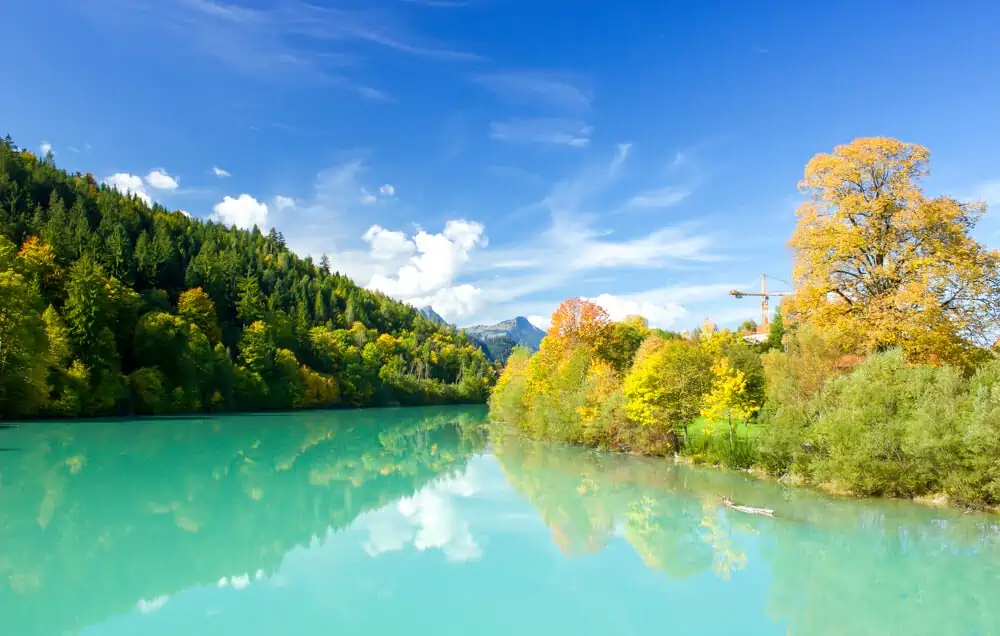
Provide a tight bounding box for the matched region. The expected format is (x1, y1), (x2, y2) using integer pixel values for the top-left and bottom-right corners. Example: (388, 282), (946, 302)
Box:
(0, 407), (488, 636)
(491, 424), (1000, 635)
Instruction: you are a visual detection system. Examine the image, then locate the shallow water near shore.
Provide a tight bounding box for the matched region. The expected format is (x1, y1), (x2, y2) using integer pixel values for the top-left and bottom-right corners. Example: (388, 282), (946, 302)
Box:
(2, 406), (998, 635)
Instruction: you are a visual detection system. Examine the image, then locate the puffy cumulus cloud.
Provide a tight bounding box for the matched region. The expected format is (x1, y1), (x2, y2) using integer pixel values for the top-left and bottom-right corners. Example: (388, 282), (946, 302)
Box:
(273, 195), (296, 212)
(360, 189), (378, 205)
(359, 468), (482, 563)
(211, 194), (269, 230)
(40, 141), (53, 156)
(527, 315), (551, 330)
(367, 220), (486, 316)
(146, 169), (179, 191)
(411, 284), (484, 321)
(363, 224), (415, 260)
(103, 173), (151, 205)
(586, 293), (687, 330)
(213, 166), (231, 178)
(379, 183), (395, 196)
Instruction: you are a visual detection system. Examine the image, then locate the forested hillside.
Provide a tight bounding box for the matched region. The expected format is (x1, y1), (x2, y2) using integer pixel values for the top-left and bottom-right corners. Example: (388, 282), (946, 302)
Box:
(0, 137), (493, 419)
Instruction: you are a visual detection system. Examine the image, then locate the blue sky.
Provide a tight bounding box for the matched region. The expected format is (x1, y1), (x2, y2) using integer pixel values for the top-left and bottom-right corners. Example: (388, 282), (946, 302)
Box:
(4, 0), (1000, 329)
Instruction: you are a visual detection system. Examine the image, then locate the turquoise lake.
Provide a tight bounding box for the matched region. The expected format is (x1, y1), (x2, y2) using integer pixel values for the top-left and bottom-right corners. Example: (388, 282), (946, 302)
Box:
(2, 406), (999, 635)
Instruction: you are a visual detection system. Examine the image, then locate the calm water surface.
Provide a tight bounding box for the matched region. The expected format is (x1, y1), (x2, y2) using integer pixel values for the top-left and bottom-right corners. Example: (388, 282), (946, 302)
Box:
(2, 406), (999, 636)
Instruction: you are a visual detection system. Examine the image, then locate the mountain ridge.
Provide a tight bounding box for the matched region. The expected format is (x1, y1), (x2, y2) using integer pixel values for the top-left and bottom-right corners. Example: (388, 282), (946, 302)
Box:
(465, 316), (546, 351)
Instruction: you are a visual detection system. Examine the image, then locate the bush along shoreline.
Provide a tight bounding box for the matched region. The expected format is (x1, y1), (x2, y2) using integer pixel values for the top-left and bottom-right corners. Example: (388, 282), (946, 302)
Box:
(490, 137), (1000, 510)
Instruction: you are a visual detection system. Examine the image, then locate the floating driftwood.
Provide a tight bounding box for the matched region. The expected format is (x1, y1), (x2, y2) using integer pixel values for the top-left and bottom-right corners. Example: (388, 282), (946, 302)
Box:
(721, 496), (774, 517)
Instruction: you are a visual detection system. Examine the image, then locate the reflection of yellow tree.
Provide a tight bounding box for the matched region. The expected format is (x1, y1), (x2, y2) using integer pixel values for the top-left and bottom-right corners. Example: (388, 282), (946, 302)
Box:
(699, 512), (748, 581)
(494, 428), (720, 576)
(623, 495), (713, 580)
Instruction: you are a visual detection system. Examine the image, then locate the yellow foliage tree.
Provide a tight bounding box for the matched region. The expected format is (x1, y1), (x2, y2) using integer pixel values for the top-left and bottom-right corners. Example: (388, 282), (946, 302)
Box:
(576, 358), (622, 444)
(701, 357), (758, 452)
(18, 236), (60, 293)
(785, 137), (1000, 367)
(623, 340), (712, 449)
(547, 298), (612, 348)
(178, 287), (221, 343)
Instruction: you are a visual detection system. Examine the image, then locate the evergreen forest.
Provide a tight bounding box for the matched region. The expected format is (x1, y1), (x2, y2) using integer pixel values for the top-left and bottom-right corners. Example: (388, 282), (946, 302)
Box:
(0, 137), (494, 419)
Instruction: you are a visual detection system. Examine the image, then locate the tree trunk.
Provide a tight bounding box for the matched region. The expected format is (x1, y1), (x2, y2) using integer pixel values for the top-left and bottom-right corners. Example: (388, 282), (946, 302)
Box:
(728, 416), (735, 453)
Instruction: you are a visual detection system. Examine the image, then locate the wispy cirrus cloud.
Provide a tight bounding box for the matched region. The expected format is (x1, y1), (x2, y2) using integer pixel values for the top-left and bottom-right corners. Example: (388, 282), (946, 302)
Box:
(90, 0), (481, 96)
(398, 0), (477, 7)
(442, 144), (718, 324)
(265, 143), (716, 326)
(474, 71), (592, 113)
(625, 185), (692, 210)
(489, 118), (593, 148)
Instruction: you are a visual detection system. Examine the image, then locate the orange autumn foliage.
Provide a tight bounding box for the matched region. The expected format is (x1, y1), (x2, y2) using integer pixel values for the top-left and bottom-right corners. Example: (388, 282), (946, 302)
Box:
(547, 298), (612, 348)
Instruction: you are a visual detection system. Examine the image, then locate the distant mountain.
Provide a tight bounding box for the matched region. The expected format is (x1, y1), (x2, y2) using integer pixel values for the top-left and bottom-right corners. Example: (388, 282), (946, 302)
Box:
(476, 334), (518, 365)
(465, 317), (546, 352)
(418, 305), (448, 326)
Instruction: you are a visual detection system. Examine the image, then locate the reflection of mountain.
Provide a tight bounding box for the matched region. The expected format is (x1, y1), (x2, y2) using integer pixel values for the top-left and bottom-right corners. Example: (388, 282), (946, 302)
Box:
(0, 407), (487, 636)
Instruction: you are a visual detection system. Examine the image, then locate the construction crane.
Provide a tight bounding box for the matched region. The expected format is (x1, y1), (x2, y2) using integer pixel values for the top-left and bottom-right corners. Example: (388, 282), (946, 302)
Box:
(729, 274), (791, 332)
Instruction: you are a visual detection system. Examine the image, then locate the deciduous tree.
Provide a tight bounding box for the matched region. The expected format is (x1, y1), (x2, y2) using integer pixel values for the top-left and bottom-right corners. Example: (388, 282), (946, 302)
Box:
(623, 339), (712, 449)
(701, 357), (759, 452)
(785, 137), (1000, 366)
(178, 287), (221, 342)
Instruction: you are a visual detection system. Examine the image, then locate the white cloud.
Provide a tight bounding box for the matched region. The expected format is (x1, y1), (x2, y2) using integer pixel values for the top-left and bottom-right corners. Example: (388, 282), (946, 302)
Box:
(489, 118), (592, 148)
(178, 209), (191, 218)
(412, 284), (485, 320)
(360, 189), (378, 205)
(449, 145), (716, 325)
(211, 194), (269, 230)
(586, 293), (687, 330)
(40, 141), (53, 156)
(103, 173), (151, 205)
(273, 195), (296, 212)
(264, 146), (714, 327)
(567, 227), (712, 270)
(626, 186), (692, 209)
(100, 0), (480, 91)
(527, 315), (550, 330)
(213, 166), (231, 178)
(379, 183), (396, 196)
(359, 468), (482, 562)
(368, 220), (485, 297)
(475, 71), (592, 112)
(363, 224), (415, 260)
(366, 220), (487, 321)
(146, 169), (179, 191)
(136, 596), (169, 614)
